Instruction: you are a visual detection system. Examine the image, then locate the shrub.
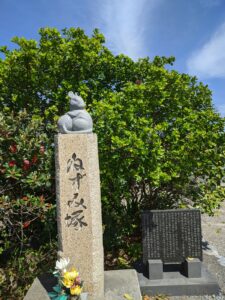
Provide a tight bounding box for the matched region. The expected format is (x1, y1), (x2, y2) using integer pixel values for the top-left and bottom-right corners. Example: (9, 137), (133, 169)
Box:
(92, 77), (225, 247)
(0, 110), (57, 298)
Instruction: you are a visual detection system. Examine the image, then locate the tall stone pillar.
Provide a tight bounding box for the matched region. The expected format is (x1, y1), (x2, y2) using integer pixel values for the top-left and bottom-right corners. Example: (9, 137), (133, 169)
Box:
(55, 133), (104, 299)
(55, 91), (104, 300)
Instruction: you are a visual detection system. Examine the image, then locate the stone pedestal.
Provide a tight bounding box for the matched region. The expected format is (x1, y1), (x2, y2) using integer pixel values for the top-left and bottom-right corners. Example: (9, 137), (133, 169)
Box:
(24, 270), (142, 300)
(55, 133), (104, 300)
(148, 259), (163, 280)
(183, 258), (202, 278)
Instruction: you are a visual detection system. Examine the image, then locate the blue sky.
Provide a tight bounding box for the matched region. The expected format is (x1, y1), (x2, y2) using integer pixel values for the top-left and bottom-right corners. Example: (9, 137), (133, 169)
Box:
(1, 0), (225, 116)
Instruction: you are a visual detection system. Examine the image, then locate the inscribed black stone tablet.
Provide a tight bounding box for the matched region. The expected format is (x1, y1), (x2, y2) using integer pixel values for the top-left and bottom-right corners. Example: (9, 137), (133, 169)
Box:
(142, 209), (202, 264)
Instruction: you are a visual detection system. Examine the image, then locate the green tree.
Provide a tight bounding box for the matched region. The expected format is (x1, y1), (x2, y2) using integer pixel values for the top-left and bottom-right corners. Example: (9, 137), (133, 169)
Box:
(0, 27), (225, 297)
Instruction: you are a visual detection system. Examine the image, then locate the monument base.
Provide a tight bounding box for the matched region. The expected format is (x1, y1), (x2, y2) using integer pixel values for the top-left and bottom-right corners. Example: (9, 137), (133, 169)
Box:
(24, 270), (142, 300)
(137, 262), (220, 296)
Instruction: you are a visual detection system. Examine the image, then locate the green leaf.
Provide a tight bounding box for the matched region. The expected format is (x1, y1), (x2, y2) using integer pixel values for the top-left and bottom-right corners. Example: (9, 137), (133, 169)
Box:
(53, 285), (61, 293)
(48, 292), (58, 298)
(58, 295), (68, 300)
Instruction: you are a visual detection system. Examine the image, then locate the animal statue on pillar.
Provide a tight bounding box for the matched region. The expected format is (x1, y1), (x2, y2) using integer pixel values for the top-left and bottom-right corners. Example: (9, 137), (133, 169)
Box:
(57, 91), (93, 134)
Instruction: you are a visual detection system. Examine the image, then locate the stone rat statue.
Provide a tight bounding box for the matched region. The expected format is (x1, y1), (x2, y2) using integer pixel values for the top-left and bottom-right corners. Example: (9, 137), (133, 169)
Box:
(57, 91), (93, 134)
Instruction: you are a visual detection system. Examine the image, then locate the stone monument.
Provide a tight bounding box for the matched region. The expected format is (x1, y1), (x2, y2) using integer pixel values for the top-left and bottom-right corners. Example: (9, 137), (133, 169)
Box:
(55, 91), (104, 299)
(137, 209), (220, 297)
(24, 92), (142, 300)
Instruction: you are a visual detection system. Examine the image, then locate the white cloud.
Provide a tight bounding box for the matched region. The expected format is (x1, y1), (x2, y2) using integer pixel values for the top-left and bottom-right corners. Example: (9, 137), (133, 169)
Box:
(187, 22), (225, 79)
(97, 0), (163, 60)
(217, 104), (225, 117)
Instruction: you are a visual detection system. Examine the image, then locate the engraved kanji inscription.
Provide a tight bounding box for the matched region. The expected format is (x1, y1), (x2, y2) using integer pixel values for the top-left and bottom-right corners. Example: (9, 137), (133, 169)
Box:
(67, 193), (79, 207)
(142, 209), (202, 264)
(75, 198), (87, 209)
(67, 153), (84, 173)
(65, 210), (88, 230)
(65, 153), (88, 230)
(69, 173), (86, 190)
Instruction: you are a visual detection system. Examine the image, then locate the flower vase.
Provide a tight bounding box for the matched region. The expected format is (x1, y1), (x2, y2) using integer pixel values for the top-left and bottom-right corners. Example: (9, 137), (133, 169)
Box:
(80, 292), (88, 300)
(70, 293), (88, 300)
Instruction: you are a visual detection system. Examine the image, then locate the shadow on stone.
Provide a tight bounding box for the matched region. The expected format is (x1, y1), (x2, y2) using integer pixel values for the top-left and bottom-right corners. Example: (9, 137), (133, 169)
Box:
(37, 273), (57, 292)
(163, 263), (182, 273)
(133, 259), (145, 273)
(202, 240), (211, 251)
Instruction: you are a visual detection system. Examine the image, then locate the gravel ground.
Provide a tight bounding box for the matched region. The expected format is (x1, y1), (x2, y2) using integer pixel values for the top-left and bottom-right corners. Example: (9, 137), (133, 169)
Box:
(168, 202), (225, 300)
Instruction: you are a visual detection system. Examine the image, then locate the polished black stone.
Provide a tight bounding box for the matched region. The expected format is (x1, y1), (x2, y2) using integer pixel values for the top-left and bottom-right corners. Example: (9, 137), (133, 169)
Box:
(142, 209), (202, 264)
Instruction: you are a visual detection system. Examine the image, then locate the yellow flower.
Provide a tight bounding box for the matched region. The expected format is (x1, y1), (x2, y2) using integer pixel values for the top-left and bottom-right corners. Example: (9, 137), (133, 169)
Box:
(62, 277), (73, 288)
(62, 268), (79, 288)
(70, 285), (82, 295)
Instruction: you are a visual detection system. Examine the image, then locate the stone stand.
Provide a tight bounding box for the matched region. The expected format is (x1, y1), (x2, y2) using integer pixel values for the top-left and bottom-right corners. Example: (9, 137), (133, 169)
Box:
(55, 133), (104, 300)
(24, 270), (143, 300)
(183, 258), (202, 278)
(137, 262), (220, 296)
(148, 259), (163, 280)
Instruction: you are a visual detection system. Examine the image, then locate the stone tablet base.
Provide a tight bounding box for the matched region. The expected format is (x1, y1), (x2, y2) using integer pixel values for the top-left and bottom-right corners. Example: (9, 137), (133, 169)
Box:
(104, 270), (142, 300)
(137, 263), (220, 297)
(24, 270), (142, 300)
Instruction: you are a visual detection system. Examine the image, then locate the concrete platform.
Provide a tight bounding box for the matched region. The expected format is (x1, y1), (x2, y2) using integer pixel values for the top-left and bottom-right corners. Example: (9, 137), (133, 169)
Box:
(137, 263), (220, 297)
(24, 269), (142, 300)
(104, 269), (142, 300)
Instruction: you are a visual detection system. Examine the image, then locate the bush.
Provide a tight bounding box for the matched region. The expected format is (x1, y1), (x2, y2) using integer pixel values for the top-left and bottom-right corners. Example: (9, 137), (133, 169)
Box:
(0, 244), (57, 299)
(0, 110), (57, 298)
(93, 77), (225, 248)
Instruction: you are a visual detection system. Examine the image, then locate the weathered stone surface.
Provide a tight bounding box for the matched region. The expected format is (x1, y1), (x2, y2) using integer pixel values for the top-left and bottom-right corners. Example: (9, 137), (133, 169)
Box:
(55, 133), (104, 299)
(148, 259), (163, 280)
(24, 276), (51, 300)
(104, 269), (142, 300)
(24, 273), (57, 300)
(184, 258), (202, 278)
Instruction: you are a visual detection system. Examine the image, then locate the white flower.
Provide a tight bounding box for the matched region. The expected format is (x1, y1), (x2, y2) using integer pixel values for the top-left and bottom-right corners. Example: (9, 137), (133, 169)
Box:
(54, 257), (70, 273)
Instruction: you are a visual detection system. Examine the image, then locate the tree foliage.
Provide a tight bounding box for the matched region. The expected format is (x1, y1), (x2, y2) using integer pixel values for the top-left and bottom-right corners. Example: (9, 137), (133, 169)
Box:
(0, 110), (57, 298)
(0, 27), (225, 297)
